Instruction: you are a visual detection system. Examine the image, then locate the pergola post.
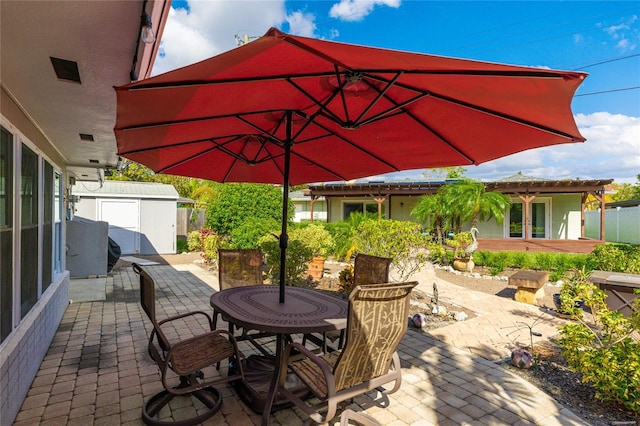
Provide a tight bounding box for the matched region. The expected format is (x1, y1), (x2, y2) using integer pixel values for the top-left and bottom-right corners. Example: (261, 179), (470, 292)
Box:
(517, 193), (537, 240)
(309, 195), (318, 223)
(374, 197), (386, 220)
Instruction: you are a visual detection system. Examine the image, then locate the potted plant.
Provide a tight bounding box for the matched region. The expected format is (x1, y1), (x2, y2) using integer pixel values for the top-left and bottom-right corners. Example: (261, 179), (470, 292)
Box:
(447, 231), (475, 273)
(293, 224), (334, 280)
(554, 268), (590, 318)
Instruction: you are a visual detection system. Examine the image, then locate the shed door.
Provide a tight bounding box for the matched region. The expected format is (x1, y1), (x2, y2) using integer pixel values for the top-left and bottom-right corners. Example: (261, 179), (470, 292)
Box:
(98, 199), (140, 254)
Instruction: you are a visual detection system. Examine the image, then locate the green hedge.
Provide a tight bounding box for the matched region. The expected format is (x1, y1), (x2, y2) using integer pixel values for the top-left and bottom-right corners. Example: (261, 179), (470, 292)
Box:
(467, 243), (639, 278)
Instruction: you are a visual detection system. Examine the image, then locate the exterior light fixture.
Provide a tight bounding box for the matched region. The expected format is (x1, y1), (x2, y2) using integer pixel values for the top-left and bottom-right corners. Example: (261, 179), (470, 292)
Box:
(140, 12), (155, 44)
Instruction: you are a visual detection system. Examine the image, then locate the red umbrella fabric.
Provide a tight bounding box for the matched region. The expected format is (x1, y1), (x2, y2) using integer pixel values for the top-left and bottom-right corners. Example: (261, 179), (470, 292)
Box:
(114, 27), (586, 300)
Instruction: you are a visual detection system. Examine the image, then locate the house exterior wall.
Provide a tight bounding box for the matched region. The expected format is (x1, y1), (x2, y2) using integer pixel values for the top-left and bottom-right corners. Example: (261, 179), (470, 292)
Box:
(1, 90), (70, 426)
(322, 192), (583, 240)
(389, 196), (420, 222)
(550, 194), (581, 239)
(293, 199), (327, 222)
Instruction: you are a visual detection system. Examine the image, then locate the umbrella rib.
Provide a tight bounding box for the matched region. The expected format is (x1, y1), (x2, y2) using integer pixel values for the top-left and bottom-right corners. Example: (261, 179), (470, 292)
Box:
(118, 138), (214, 156)
(153, 137), (251, 173)
(117, 109), (284, 132)
(426, 91), (581, 141)
(235, 115), (347, 180)
(352, 71), (404, 125)
(333, 65), (352, 124)
(286, 77), (345, 125)
(360, 73), (581, 141)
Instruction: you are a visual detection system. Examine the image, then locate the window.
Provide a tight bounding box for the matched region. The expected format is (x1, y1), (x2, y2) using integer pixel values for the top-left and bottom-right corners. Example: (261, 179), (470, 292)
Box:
(54, 172), (62, 275)
(1, 127), (13, 343)
(342, 201), (386, 219)
(21, 144), (38, 318)
(42, 160), (53, 291)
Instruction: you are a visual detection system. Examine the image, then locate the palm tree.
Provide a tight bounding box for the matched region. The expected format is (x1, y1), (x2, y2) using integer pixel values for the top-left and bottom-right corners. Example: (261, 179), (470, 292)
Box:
(410, 191), (451, 245)
(440, 178), (510, 229)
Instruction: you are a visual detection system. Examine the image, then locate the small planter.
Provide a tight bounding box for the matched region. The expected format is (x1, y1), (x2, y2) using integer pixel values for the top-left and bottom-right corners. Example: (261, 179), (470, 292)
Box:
(307, 256), (325, 280)
(453, 258), (474, 273)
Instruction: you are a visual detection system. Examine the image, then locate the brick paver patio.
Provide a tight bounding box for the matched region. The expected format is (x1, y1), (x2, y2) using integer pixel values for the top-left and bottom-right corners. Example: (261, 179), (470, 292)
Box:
(13, 261), (585, 425)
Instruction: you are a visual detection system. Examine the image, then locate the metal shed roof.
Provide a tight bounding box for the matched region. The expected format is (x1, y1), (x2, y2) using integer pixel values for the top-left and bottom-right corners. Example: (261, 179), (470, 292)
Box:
(73, 180), (179, 199)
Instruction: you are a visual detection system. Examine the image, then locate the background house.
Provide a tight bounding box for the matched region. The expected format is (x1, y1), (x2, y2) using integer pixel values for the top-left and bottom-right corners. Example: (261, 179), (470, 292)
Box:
(0, 2), (170, 423)
(290, 189), (327, 222)
(73, 180), (178, 255)
(309, 175), (612, 242)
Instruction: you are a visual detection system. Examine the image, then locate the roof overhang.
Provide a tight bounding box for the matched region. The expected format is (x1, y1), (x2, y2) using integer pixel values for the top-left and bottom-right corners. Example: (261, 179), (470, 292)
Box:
(308, 179), (614, 197)
(1, 0), (171, 181)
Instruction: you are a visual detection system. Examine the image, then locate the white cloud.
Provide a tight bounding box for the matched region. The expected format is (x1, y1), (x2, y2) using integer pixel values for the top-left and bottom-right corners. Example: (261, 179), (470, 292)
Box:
(286, 11), (317, 37)
(329, 0), (401, 22)
(602, 15), (639, 52)
(378, 112), (640, 184)
(464, 112), (640, 183)
(153, 1), (288, 75)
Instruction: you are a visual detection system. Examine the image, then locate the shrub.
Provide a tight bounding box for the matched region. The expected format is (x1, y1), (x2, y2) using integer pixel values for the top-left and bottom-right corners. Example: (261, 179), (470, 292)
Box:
(205, 182), (293, 240)
(176, 238), (188, 253)
(353, 219), (430, 281)
(559, 282), (640, 412)
(338, 265), (355, 295)
(426, 241), (446, 264)
(258, 235), (313, 286)
(229, 218), (279, 249)
(201, 232), (224, 265)
(187, 230), (201, 251)
(587, 244), (640, 274)
(323, 213), (369, 261)
(292, 224), (334, 257)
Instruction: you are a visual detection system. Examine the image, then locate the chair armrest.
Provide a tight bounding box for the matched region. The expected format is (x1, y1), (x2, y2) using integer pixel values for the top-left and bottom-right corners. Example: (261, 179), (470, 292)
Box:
(280, 342), (336, 395)
(158, 310), (213, 328)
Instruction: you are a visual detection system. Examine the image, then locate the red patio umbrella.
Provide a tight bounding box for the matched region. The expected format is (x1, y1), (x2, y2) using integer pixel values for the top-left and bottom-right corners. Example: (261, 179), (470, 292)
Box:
(114, 27), (586, 302)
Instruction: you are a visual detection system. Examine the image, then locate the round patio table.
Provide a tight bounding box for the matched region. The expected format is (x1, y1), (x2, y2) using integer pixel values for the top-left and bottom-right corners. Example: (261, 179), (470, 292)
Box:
(210, 285), (347, 425)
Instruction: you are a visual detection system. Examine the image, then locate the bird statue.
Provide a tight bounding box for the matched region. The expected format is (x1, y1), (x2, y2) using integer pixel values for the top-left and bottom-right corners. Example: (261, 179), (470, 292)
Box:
(464, 227), (479, 258)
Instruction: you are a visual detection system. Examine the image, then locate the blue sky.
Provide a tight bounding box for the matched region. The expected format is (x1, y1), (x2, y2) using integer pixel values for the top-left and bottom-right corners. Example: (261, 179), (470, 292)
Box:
(155, 0), (639, 183)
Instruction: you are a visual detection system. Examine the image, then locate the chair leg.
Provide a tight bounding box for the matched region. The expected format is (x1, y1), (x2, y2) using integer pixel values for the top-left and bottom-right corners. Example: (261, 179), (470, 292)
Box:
(142, 386), (222, 426)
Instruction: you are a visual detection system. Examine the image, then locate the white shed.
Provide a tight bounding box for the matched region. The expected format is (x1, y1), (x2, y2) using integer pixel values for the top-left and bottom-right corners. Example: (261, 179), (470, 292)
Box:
(73, 181), (179, 255)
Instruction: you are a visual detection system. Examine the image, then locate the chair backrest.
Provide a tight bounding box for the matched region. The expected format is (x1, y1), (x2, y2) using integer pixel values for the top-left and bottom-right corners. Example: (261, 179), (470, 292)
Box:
(218, 249), (263, 290)
(353, 254), (392, 286)
(132, 263), (171, 351)
(333, 282), (417, 391)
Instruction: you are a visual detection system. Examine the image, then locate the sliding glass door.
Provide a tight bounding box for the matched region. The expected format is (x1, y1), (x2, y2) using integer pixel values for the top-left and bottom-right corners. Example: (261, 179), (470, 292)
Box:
(506, 199), (550, 239)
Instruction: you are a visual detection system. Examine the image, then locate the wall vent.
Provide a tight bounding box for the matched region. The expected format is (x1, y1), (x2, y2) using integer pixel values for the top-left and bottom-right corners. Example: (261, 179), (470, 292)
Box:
(50, 57), (81, 83)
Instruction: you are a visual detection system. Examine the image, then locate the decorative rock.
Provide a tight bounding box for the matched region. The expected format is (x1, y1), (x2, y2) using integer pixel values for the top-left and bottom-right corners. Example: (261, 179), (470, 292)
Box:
(411, 313), (427, 328)
(432, 305), (447, 315)
(453, 311), (468, 321)
(511, 348), (534, 369)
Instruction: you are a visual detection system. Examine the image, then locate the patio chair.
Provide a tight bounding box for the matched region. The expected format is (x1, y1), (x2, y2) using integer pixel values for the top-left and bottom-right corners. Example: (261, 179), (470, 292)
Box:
(213, 249), (273, 357)
(133, 263), (244, 426)
(307, 253), (392, 351)
(213, 248), (263, 329)
(353, 253), (392, 286)
(276, 281), (417, 424)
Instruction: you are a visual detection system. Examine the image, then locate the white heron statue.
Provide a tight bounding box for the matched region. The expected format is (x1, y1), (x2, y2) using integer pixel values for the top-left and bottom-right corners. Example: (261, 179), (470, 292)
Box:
(464, 227), (479, 258)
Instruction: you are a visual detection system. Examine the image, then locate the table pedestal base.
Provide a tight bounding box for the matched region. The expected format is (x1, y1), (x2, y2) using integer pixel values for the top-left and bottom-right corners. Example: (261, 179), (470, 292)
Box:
(230, 355), (310, 414)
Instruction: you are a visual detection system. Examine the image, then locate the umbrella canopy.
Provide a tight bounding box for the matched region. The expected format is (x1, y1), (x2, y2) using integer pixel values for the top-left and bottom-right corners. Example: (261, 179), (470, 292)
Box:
(114, 27), (586, 301)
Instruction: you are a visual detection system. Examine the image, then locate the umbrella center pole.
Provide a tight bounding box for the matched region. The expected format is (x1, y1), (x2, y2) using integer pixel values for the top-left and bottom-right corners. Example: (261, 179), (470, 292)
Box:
(278, 112), (293, 303)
